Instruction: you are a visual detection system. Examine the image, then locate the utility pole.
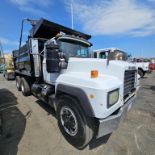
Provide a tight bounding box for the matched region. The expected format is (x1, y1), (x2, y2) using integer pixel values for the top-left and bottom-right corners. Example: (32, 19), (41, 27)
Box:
(71, 1), (74, 29)
(0, 40), (5, 66)
(0, 41), (4, 58)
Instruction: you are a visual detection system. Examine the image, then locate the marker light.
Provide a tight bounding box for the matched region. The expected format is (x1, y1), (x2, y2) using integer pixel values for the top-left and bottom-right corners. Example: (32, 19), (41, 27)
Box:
(91, 70), (98, 78)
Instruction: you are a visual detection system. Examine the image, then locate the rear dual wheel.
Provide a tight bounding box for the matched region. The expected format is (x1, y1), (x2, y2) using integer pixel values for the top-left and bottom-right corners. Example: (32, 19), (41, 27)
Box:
(16, 76), (21, 91)
(21, 78), (31, 96)
(16, 76), (31, 96)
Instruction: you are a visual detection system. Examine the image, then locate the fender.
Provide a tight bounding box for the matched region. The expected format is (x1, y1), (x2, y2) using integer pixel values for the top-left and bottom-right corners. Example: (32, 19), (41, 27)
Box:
(55, 84), (95, 117)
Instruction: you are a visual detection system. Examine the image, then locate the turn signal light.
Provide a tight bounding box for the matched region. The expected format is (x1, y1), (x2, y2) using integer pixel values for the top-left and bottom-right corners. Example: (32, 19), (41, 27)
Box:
(91, 70), (99, 78)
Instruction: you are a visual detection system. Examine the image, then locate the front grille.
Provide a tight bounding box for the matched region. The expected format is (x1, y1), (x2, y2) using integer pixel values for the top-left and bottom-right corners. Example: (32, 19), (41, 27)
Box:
(124, 70), (136, 99)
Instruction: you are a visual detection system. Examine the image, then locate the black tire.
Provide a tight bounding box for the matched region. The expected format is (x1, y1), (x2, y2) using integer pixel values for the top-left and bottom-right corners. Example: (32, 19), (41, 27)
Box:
(5, 73), (9, 80)
(16, 76), (21, 91)
(138, 69), (144, 78)
(57, 95), (94, 149)
(21, 78), (31, 96)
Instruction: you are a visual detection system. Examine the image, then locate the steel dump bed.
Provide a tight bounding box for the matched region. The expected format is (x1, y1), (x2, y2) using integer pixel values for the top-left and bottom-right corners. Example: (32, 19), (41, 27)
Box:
(30, 18), (91, 40)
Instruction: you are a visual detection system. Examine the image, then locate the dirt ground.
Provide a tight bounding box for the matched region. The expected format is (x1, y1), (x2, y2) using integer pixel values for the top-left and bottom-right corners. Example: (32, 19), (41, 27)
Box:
(0, 72), (155, 155)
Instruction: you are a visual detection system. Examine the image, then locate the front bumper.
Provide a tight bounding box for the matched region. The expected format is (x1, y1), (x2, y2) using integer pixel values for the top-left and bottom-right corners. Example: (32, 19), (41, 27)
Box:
(97, 95), (136, 138)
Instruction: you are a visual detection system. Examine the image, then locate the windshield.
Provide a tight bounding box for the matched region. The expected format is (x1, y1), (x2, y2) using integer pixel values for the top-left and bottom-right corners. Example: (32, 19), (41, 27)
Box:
(99, 52), (106, 59)
(58, 39), (90, 60)
(108, 50), (128, 61)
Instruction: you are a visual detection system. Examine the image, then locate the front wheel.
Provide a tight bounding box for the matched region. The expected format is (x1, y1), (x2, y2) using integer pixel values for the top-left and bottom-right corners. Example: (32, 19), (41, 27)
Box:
(57, 96), (94, 149)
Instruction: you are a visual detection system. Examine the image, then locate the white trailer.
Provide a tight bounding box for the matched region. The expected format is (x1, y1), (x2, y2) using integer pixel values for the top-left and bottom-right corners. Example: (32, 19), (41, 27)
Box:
(13, 19), (139, 149)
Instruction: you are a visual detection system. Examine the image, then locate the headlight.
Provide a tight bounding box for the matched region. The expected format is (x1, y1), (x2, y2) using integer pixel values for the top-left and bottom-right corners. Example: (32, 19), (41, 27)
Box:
(108, 89), (119, 108)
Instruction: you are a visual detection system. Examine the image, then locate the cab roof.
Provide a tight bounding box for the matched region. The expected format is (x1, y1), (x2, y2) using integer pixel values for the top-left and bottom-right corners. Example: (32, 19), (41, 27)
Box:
(94, 48), (121, 53)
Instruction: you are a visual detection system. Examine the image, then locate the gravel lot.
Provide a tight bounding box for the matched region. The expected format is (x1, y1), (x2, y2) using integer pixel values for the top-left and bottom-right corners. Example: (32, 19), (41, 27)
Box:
(0, 72), (155, 155)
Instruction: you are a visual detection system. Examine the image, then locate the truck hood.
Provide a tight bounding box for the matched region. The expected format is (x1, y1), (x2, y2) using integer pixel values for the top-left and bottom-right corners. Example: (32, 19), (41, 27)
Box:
(67, 58), (136, 74)
(56, 58), (137, 119)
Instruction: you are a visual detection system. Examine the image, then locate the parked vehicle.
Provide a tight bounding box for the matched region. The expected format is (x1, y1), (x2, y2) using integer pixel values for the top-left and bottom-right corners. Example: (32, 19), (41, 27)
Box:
(93, 48), (128, 61)
(3, 54), (15, 80)
(132, 58), (150, 78)
(13, 19), (139, 149)
(93, 48), (149, 78)
(149, 63), (155, 71)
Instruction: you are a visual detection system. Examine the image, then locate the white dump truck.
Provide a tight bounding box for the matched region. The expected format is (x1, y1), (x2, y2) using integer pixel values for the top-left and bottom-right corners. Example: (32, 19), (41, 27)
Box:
(13, 19), (138, 149)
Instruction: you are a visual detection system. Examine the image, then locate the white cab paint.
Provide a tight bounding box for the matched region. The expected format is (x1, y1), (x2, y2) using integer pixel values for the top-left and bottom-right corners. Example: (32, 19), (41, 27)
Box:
(56, 58), (137, 119)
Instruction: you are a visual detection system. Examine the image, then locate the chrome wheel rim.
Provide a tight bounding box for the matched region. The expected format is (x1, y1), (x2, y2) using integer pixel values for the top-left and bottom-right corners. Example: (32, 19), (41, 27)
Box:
(16, 81), (19, 88)
(60, 106), (78, 136)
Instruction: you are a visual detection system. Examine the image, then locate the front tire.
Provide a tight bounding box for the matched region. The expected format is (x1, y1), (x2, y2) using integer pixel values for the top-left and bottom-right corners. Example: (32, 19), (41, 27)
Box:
(57, 96), (94, 149)
(21, 78), (31, 96)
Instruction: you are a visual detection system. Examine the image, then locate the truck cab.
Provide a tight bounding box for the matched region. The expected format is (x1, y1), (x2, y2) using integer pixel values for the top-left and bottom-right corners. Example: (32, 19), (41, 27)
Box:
(93, 48), (128, 61)
(13, 19), (139, 149)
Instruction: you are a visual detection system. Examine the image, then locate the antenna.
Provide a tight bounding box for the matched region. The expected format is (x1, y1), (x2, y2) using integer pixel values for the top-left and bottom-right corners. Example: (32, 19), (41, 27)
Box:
(71, 0), (74, 29)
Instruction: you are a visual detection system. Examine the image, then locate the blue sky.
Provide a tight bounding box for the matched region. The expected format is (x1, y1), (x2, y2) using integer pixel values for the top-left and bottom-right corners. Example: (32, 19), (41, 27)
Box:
(0, 0), (155, 58)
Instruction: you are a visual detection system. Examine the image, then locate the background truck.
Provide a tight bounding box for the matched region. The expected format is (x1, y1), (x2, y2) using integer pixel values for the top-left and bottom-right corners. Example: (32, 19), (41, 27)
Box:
(132, 58), (150, 78)
(93, 48), (129, 61)
(3, 54), (15, 80)
(13, 18), (138, 149)
(93, 48), (145, 79)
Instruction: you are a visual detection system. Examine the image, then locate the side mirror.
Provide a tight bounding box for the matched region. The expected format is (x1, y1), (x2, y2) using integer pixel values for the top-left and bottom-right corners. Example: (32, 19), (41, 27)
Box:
(46, 45), (60, 73)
